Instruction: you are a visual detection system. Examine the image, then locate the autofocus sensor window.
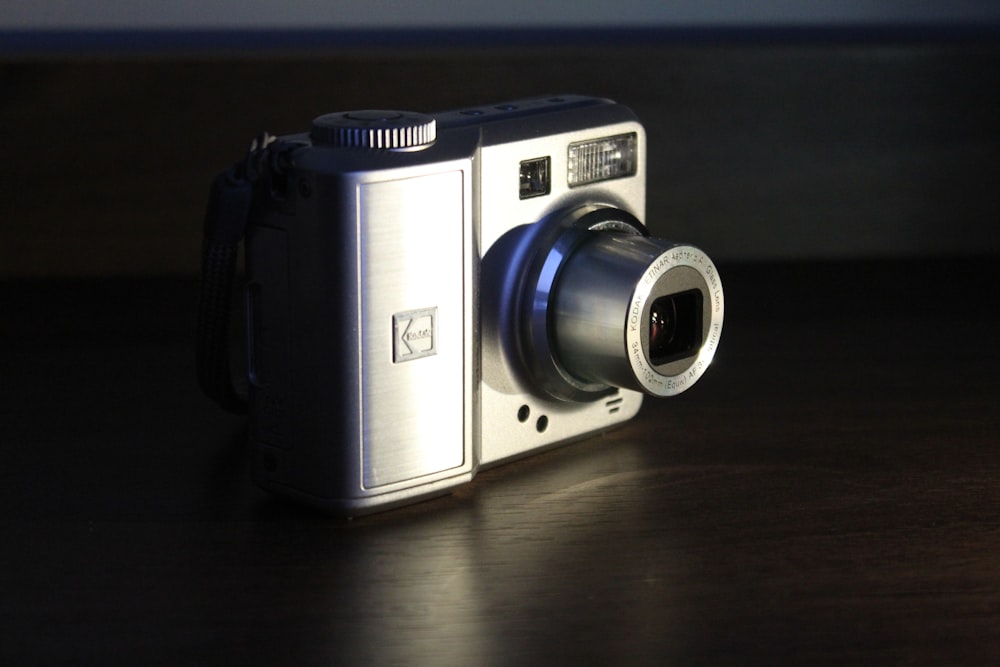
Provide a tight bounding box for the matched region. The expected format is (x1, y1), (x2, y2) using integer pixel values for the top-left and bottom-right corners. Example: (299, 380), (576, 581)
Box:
(649, 290), (703, 366)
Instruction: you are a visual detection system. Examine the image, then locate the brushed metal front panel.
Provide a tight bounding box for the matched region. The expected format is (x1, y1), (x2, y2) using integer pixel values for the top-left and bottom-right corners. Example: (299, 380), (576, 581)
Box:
(359, 171), (466, 488)
(477, 119), (647, 466)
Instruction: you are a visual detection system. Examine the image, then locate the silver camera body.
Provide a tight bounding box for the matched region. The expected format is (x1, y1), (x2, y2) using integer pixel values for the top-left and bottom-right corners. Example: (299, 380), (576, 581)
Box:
(242, 95), (723, 514)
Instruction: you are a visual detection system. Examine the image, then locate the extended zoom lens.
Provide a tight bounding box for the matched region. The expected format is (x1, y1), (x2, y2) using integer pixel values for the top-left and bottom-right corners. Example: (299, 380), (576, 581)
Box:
(518, 206), (723, 401)
(550, 233), (722, 397)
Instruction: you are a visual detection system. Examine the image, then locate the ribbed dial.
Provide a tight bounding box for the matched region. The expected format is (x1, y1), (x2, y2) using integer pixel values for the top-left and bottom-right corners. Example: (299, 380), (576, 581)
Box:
(311, 110), (437, 150)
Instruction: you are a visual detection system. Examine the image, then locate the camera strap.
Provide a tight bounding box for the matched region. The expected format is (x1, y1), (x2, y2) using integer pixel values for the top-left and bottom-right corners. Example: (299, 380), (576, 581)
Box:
(197, 134), (296, 414)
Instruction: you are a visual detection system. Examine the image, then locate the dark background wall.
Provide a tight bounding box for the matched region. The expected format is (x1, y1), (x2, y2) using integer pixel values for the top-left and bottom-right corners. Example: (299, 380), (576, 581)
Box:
(2, 38), (999, 277)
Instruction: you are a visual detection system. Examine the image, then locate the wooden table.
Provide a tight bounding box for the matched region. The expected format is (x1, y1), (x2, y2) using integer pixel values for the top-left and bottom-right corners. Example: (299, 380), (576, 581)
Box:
(2, 259), (998, 663)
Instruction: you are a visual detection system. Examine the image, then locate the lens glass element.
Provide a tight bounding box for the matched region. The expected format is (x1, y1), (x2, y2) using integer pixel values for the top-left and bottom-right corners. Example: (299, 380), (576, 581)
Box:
(648, 289), (703, 366)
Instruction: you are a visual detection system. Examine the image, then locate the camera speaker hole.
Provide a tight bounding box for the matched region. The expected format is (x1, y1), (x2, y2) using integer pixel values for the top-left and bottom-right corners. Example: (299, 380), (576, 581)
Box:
(536, 415), (549, 433)
(517, 405), (531, 423)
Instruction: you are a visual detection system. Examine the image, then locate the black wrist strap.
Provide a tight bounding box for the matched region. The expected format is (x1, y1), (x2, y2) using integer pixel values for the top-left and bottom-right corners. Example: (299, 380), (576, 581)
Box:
(197, 134), (293, 414)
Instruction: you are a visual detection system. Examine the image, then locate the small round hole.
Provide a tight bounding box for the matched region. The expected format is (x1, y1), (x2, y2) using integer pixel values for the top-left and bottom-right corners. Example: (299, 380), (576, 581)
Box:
(517, 405), (530, 423)
(536, 415), (549, 433)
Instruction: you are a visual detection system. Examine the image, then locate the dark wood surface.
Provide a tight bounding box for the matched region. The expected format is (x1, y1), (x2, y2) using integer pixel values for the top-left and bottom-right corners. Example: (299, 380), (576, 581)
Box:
(2, 259), (999, 663)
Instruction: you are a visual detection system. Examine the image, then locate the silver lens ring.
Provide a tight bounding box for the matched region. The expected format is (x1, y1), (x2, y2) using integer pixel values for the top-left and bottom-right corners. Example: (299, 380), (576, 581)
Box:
(621, 244), (723, 396)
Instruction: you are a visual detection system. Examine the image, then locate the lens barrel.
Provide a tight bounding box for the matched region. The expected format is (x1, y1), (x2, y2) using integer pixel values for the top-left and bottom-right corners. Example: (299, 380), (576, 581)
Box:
(549, 234), (722, 397)
(518, 206), (723, 401)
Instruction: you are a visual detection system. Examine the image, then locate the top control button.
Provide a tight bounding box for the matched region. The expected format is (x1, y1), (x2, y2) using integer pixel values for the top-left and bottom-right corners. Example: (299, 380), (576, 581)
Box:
(311, 110), (436, 149)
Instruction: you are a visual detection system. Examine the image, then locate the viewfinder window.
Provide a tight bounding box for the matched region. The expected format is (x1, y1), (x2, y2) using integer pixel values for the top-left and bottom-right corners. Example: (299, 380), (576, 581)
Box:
(519, 156), (551, 199)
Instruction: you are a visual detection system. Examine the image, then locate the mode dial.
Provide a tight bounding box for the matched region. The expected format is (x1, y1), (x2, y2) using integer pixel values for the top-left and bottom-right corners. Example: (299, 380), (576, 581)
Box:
(311, 110), (437, 150)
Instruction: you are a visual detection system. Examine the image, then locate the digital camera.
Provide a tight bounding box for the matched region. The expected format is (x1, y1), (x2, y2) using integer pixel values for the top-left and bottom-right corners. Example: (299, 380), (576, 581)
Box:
(200, 95), (723, 515)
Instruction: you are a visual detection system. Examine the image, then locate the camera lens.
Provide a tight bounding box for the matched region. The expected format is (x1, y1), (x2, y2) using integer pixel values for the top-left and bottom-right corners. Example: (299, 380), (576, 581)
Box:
(515, 206), (723, 401)
(522, 219), (722, 399)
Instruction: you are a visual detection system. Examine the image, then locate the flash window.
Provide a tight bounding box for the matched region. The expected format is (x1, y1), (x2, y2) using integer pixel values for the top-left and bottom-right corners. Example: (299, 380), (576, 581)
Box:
(567, 132), (638, 187)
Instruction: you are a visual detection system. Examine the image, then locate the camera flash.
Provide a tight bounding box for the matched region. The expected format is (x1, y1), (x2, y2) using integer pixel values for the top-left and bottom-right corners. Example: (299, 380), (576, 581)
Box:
(567, 132), (638, 187)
